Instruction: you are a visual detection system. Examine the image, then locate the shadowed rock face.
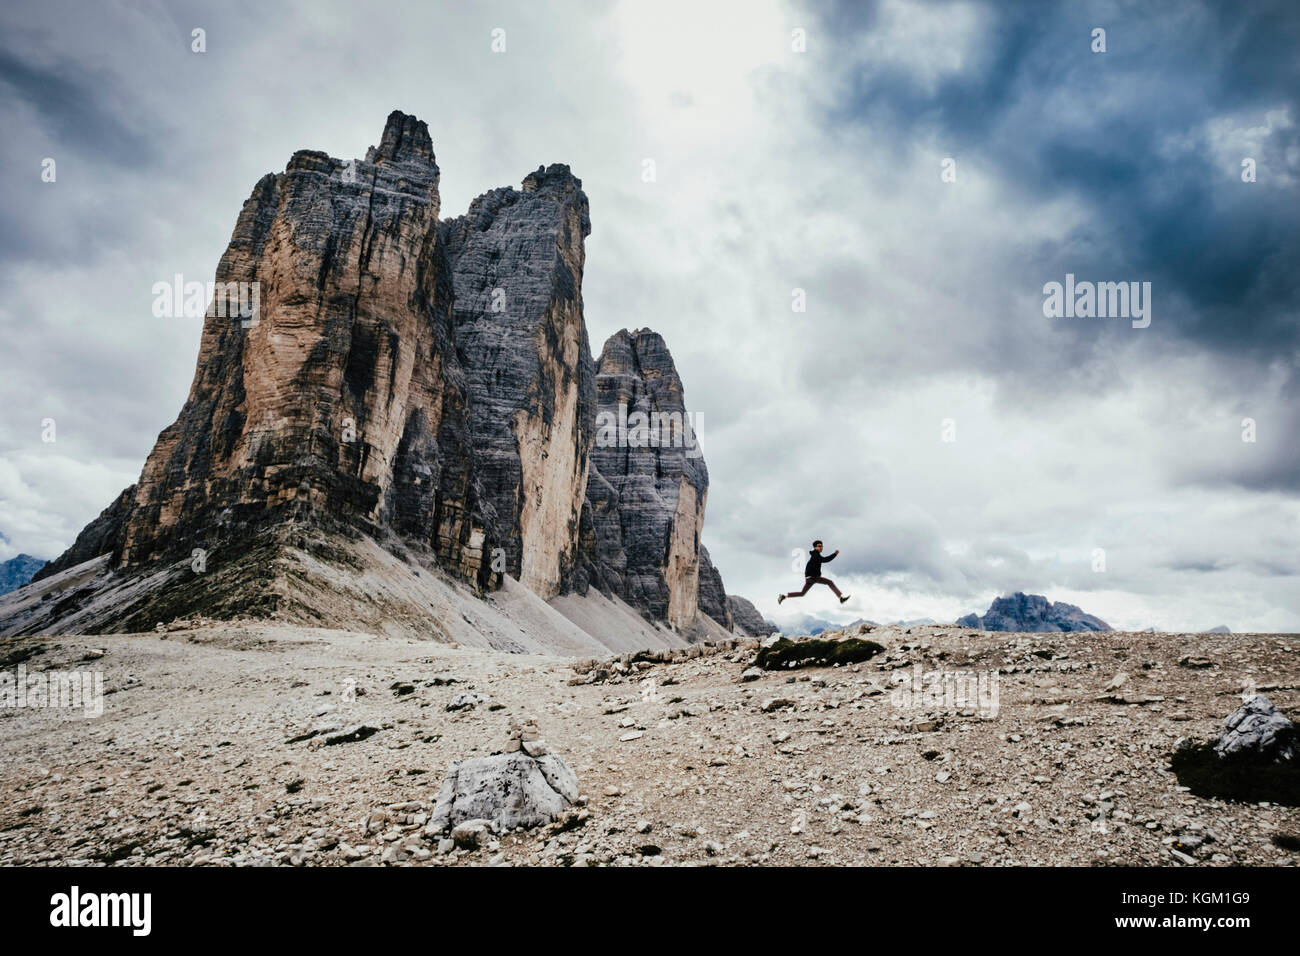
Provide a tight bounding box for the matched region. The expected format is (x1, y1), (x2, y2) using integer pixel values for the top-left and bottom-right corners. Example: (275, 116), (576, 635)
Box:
(697, 546), (732, 630)
(957, 592), (1111, 632)
(440, 167), (595, 599)
(727, 594), (778, 637)
(18, 111), (762, 642)
(570, 328), (709, 631)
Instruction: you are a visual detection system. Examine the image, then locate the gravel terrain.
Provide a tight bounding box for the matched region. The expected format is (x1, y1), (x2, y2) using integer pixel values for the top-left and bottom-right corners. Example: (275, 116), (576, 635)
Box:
(1, 623), (1297, 867)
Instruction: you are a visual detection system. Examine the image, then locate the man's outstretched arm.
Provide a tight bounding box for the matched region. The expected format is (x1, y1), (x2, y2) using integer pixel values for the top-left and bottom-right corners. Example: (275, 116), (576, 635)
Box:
(823, 550), (838, 562)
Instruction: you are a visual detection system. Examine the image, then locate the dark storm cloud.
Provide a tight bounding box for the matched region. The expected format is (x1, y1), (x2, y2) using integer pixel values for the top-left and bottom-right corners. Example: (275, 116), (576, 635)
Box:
(0, 23), (177, 265)
(813, 0), (1300, 362)
(0, 46), (158, 165)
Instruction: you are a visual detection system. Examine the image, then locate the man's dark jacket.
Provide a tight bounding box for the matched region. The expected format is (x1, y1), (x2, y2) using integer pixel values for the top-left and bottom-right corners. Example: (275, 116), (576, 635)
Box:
(804, 549), (835, 578)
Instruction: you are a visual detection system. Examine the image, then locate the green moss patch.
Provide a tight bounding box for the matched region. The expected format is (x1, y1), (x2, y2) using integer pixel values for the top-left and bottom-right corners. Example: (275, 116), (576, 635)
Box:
(754, 637), (885, 671)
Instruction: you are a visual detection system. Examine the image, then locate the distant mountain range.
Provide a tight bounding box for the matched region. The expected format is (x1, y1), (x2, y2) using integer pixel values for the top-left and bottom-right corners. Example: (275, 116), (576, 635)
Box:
(777, 614), (841, 637)
(778, 615), (941, 636)
(957, 592), (1110, 632)
(770, 594), (1248, 636)
(0, 554), (46, 596)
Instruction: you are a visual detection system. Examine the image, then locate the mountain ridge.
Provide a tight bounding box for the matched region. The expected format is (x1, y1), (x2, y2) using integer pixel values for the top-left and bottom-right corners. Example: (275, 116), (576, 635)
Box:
(0, 554), (45, 596)
(2, 111), (760, 649)
(956, 592), (1111, 633)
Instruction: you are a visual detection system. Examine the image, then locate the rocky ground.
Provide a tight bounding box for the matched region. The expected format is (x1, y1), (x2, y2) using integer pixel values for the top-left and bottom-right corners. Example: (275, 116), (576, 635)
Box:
(1, 623), (1297, 867)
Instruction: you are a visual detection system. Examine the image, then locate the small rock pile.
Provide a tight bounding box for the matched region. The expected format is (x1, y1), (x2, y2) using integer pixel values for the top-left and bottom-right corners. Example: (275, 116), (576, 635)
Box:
(568, 639), (753, 685)
(505, 717), (548, 756)
(154, 617), (215, 633)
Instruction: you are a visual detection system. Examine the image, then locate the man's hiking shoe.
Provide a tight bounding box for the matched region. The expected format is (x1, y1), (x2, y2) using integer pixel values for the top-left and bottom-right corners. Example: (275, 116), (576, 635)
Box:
(777, 594), (786, 605)
(839, 594), (851, 604)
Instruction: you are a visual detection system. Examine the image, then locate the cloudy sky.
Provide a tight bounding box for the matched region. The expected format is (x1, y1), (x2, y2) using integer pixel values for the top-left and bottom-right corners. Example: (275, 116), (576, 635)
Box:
(2, 0), (1297, 631)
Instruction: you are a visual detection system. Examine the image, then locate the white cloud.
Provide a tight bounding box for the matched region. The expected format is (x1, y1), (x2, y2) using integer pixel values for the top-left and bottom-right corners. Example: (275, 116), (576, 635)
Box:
(851, 0), (990, 94)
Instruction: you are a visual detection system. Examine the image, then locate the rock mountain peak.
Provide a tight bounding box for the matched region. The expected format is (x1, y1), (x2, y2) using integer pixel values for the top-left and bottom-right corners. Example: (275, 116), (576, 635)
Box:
(3, 112), (756, 650)
(371, 109), (436, 166)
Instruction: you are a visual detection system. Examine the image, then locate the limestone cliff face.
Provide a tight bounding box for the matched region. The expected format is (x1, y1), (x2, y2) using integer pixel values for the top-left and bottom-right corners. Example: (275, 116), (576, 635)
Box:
(17, 112), (765, 644)
(440, 167), (594, 600)
(42, 111), (498, 592)
(571, 329), (708, 631)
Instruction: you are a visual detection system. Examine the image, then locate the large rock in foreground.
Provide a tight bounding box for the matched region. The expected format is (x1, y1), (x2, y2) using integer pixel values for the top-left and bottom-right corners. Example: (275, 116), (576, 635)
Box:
(1170, 694), (1300, 806)
(429, 751), (580, 832)
(1214, 695), (1297, 763)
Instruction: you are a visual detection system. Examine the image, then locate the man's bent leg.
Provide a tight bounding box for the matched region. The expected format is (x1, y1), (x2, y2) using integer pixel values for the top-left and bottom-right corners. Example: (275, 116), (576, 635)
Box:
(785, 577), (817, 598)
(815, 576), (843, 598)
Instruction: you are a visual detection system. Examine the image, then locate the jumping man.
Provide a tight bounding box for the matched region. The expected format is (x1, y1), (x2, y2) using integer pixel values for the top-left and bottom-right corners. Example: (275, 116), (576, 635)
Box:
(778, 540), (850, 604)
